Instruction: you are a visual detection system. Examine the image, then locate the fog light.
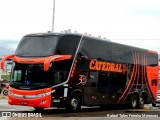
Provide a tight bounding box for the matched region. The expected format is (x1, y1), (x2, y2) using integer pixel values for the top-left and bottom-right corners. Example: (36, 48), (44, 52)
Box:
(40, 100), (46, 105)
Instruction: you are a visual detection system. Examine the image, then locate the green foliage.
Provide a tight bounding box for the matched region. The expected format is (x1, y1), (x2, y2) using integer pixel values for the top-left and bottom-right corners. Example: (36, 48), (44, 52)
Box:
(1, 74), (10, 81)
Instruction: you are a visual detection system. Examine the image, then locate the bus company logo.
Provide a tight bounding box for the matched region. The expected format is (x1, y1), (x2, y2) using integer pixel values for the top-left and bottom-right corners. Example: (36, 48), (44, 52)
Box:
(2, 112), (11, 117)
(1, 112), (42, 118)
(89, 60), (128, 74)
(23, 95), (26, 99)
(77, 75), (87, 85)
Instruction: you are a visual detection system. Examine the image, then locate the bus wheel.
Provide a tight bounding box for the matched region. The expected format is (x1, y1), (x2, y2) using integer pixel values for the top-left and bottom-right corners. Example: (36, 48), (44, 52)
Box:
(130, 94), (138, 109)
(138, 95), (144, 109)
(152, 102), (156, 107)
(34, 107), (44, 111)
(3, 90), (8, 96)
(66, 95), (81, 112)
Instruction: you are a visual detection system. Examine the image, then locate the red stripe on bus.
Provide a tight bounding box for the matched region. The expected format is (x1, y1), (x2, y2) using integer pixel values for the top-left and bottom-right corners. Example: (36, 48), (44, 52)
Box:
(118, 52), (136, 103)
(136, 53), (140, 90)
(122, 51), (138, 103)
(9, 87), (52, 95)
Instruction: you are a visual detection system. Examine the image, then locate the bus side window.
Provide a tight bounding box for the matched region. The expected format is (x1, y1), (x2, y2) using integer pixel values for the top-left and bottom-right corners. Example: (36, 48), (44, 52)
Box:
(53, 71), (68, 85)
(53, 72), (60, 85)
(60, 71), (68, 82)
(97, 73), (109, 93)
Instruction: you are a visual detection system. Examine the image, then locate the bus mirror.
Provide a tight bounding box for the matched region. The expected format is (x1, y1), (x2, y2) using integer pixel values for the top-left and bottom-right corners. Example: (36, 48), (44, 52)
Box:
(44, 55), (72, 71)
(0, 54), (14, 70)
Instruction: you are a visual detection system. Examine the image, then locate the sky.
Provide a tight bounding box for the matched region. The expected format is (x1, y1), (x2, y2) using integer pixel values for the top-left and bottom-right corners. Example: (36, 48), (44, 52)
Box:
(0, 0), (160, 53)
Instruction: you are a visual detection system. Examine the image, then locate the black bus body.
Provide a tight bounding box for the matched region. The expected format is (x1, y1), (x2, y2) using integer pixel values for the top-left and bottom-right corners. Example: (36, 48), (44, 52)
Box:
(1, 33), (158, 112)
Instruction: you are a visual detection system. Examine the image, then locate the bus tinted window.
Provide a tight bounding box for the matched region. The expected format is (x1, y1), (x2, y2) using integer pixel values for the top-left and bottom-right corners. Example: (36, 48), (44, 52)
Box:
(80, 37), (112, 60)
(55, 35), (80, 57)
(15, 36), (59, 57)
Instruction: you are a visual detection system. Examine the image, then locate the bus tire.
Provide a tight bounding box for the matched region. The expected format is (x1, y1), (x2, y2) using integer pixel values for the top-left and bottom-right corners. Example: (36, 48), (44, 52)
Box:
(130, 94), (138, 109)
(66, 95), (81, 112)
(152, 102), (156, 107)
(137, 95), (144, 109)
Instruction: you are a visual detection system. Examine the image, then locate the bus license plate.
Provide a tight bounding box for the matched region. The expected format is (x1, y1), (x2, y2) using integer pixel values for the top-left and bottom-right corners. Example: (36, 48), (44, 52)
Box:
(21, 101), (28, 105)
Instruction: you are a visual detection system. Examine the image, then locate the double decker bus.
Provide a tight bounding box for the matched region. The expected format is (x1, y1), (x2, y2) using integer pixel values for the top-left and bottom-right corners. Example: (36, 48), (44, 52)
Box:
(1, 32), (158, 112)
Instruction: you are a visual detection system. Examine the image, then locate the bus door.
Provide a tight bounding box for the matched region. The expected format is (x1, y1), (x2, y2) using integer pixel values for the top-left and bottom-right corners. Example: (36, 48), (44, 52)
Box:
(83, 72), (98, 105)
(96, 72), (110, 104)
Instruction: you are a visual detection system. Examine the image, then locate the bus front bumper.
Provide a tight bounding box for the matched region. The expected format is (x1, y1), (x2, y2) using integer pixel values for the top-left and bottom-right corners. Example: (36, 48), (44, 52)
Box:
(8, 87), (53, 108)
(8, 94), (51, 108)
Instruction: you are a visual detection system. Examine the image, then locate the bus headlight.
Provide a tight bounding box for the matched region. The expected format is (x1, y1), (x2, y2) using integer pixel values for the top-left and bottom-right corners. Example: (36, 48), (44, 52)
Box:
(8, 90), (55, 99)
(37, 90), (55, 98)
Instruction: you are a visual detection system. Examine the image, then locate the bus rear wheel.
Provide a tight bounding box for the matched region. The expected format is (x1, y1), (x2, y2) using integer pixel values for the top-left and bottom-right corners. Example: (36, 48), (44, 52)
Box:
(152, 102), (156, 107)
(130, 94), (138, 109)
(137, 95), (144, 109)
(66, 95), (81, 112)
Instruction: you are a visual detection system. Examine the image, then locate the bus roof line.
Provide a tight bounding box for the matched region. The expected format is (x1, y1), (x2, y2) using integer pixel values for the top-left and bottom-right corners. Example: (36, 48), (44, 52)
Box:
(148, 50), (158, 54)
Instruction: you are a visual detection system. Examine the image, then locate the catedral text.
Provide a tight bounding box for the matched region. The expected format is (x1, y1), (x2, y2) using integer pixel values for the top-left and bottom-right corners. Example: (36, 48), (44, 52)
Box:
(89, 60), (128, 73)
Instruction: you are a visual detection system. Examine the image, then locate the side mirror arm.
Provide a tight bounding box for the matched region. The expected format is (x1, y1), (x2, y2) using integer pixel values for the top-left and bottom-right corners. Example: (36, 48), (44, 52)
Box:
(1, 54), (14, 70)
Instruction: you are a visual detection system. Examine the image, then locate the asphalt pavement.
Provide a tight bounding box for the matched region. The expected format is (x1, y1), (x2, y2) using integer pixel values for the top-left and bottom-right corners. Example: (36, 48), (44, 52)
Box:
(0, 97), (160, 120)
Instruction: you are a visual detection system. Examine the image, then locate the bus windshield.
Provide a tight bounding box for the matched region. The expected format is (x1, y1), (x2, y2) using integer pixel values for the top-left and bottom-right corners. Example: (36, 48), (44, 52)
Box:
(15, 36), (59, 57)
(10, 62), (70, 90)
